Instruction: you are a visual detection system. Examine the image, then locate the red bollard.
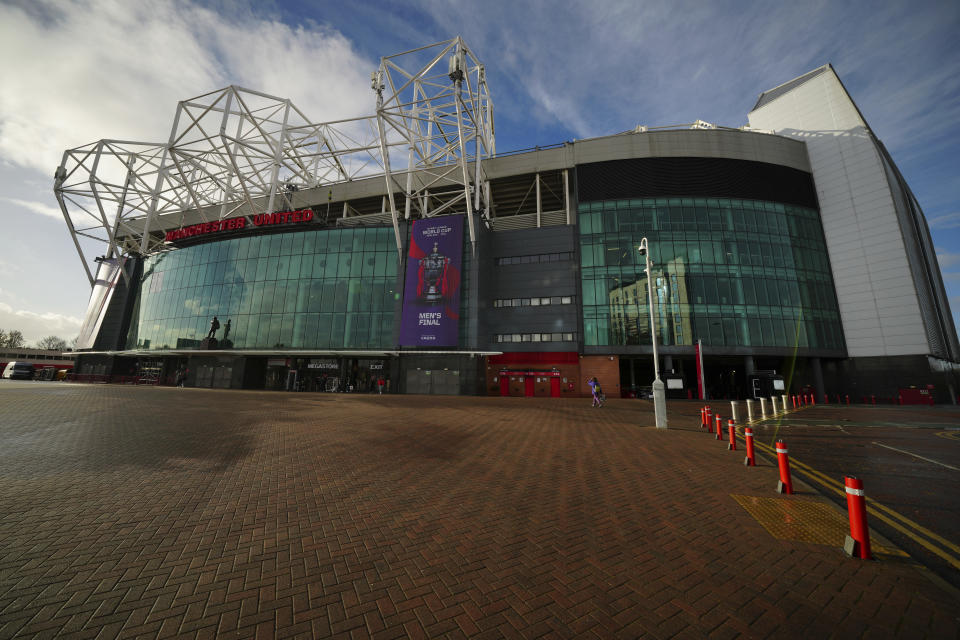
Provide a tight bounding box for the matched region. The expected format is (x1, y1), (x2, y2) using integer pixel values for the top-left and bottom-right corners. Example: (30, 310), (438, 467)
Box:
(845, 395), (850, 405)
(700, 407), (706, 429)
(775, 441), (793, 494)
(792, 395), (797, 409)
(727, 419), (737, 451)
(744, 427), (756, 466)
(715, 415), (723, 441)
(823, 394), (828, 404)
(706, 407), (713, 433)
(811, 394), (816, 406)
(871, 395), (876, 405)
(843, 477), (872, 559)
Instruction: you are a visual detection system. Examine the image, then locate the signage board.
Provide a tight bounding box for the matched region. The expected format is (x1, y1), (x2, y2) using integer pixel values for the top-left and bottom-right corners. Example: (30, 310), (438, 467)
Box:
(398, 215), (463, 346)
(164, 209), (314, 242)
(307, 359), (338, 370)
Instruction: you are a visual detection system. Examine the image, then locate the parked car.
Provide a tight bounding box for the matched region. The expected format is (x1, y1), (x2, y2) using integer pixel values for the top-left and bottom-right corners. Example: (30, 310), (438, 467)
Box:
(2, 362), (35, 380)
(37, 366), (57, 381)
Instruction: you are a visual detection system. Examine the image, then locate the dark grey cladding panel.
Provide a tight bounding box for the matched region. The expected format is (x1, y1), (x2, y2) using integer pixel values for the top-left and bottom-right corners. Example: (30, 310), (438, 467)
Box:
(487, 225), (578, 297)
(484, 306), (579, 332)
(489, 225), (576, 255)
(752, 66), (829, 111)
(576, 157), (818, 209)
(481, 225), (579, 344)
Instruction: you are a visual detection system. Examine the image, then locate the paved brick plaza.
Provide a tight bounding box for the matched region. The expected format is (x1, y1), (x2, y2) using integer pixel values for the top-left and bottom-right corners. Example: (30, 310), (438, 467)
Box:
(0, 384), (957, 638)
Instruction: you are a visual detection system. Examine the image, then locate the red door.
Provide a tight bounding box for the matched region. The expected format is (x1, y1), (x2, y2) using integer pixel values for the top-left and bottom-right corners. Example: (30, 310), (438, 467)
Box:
(524, 376), (535, 397)
(550, 377), (561, 398)
(500, 375), (510, 396)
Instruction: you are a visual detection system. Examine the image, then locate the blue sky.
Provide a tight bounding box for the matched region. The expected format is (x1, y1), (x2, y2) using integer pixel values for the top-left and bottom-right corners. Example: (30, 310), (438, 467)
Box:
(0, 0), (958, 345)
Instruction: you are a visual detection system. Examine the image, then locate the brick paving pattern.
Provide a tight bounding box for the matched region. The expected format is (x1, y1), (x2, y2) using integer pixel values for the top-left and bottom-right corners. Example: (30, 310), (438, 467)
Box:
(0, 384), (957, 638)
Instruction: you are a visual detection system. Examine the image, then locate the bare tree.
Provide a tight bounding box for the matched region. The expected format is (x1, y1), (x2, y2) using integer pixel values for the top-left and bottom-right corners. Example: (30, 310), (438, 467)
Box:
(36, 335), (69, 351)
(4, 330), (24, 348)
(0, 328), (7, 346)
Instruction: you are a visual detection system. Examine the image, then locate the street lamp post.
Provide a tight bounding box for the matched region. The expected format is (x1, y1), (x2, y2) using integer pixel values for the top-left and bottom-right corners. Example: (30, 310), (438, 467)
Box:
(638, 238), (667, 429)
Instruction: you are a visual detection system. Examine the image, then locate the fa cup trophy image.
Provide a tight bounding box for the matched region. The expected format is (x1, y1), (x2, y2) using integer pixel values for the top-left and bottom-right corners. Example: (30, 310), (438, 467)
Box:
(416, 242), (451, 303)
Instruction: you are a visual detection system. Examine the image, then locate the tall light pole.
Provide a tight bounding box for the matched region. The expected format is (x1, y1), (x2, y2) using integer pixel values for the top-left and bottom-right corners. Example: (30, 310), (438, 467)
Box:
(638, 238), (667, 429)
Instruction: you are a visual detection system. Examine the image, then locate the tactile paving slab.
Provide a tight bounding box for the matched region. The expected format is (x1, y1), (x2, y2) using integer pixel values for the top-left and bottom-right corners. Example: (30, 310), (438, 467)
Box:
(731, 494), (906, 556)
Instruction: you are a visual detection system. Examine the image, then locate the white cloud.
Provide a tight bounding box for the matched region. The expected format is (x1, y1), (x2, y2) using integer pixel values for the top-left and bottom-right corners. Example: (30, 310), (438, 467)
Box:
(929, 212), (960, 230)
(0, 0), (375, 177)
(936, 249), (960, 269)
(0, 197), (62, 221)
(0, 301), (83, 345)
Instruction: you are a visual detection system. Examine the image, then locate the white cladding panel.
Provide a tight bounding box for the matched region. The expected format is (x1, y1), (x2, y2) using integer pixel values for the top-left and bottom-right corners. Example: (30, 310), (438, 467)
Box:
(749, 69), (927, 357)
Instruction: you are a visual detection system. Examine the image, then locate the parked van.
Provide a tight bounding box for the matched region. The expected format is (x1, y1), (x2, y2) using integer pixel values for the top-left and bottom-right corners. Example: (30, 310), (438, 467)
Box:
(2, 362), (35, 380)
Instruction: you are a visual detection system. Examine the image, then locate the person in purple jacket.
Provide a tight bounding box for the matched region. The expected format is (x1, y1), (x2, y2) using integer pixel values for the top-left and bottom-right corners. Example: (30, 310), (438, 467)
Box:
(588, 377), (604, 407)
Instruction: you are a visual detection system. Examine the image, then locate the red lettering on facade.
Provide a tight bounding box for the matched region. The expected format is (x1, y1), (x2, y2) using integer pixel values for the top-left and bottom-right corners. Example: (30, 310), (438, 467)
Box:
(165, 209), (311, 242)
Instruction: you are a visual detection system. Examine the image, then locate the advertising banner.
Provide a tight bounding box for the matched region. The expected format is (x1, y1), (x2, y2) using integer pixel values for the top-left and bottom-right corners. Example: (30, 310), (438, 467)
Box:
(399, 215), (463, 346)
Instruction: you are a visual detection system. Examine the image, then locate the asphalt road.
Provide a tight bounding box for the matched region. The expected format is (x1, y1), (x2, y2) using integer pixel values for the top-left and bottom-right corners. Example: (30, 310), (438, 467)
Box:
(745, 404), (960, 591)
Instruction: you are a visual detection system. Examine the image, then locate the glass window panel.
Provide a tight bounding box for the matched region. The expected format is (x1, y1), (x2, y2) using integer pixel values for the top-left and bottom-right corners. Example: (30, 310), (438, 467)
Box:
(717, 277), (732, 305)
(278, 313), (294, 346)
(330, 313), (345, 346)
(350, 253), (363, 277)
(375, 252), (387, 277)
(258, 282), (274, 315)
(334, 281), (348, 308)
(703, 278), (719, 305)
(276, 255), (290, 280)
(263, 235), (279, 257)
(314, 313), (331, 347)
(302, 232), (316, 256)
(581, 243), (594, 267)
(252, 314), (267, 346)
(254, 257), (269, 282)
(754, 278), (769, 305)
(311, 254), (327, 278)
(272, 281), (287, 311)
(766, 280), (781, 306)
(245, 235), (260, 259)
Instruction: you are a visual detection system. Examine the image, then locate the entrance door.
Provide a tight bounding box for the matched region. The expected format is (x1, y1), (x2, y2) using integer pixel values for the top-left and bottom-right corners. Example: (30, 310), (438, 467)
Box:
(550, 377), (561, 398)
(524, 376), (535, 397)
(500, 376), (510, 396)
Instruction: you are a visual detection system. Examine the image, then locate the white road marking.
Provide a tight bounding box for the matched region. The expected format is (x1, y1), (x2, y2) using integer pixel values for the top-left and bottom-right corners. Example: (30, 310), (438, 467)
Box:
(871, 442), (960, 472)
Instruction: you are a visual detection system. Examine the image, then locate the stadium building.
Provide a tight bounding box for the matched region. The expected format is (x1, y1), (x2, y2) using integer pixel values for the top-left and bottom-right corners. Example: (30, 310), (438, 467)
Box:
(56, 38), (960, 402)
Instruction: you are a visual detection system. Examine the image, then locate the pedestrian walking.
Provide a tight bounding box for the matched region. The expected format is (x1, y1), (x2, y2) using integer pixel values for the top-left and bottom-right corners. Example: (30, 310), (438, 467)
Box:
(377, 377), (385, 395)
(588, 377), (604, 407)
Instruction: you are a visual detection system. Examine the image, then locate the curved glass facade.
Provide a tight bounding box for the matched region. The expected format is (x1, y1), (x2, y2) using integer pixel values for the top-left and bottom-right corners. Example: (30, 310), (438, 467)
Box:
(127, 227), (398, 350)
(579, 198), (843, 351)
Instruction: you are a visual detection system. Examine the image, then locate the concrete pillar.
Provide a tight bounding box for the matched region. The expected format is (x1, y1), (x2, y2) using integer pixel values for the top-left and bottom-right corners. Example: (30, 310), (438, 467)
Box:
(811, 357), (825, 403)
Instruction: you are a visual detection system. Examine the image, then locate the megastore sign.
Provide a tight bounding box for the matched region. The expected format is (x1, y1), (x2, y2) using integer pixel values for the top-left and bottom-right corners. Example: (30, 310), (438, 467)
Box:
(164, 209), (315, 242)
